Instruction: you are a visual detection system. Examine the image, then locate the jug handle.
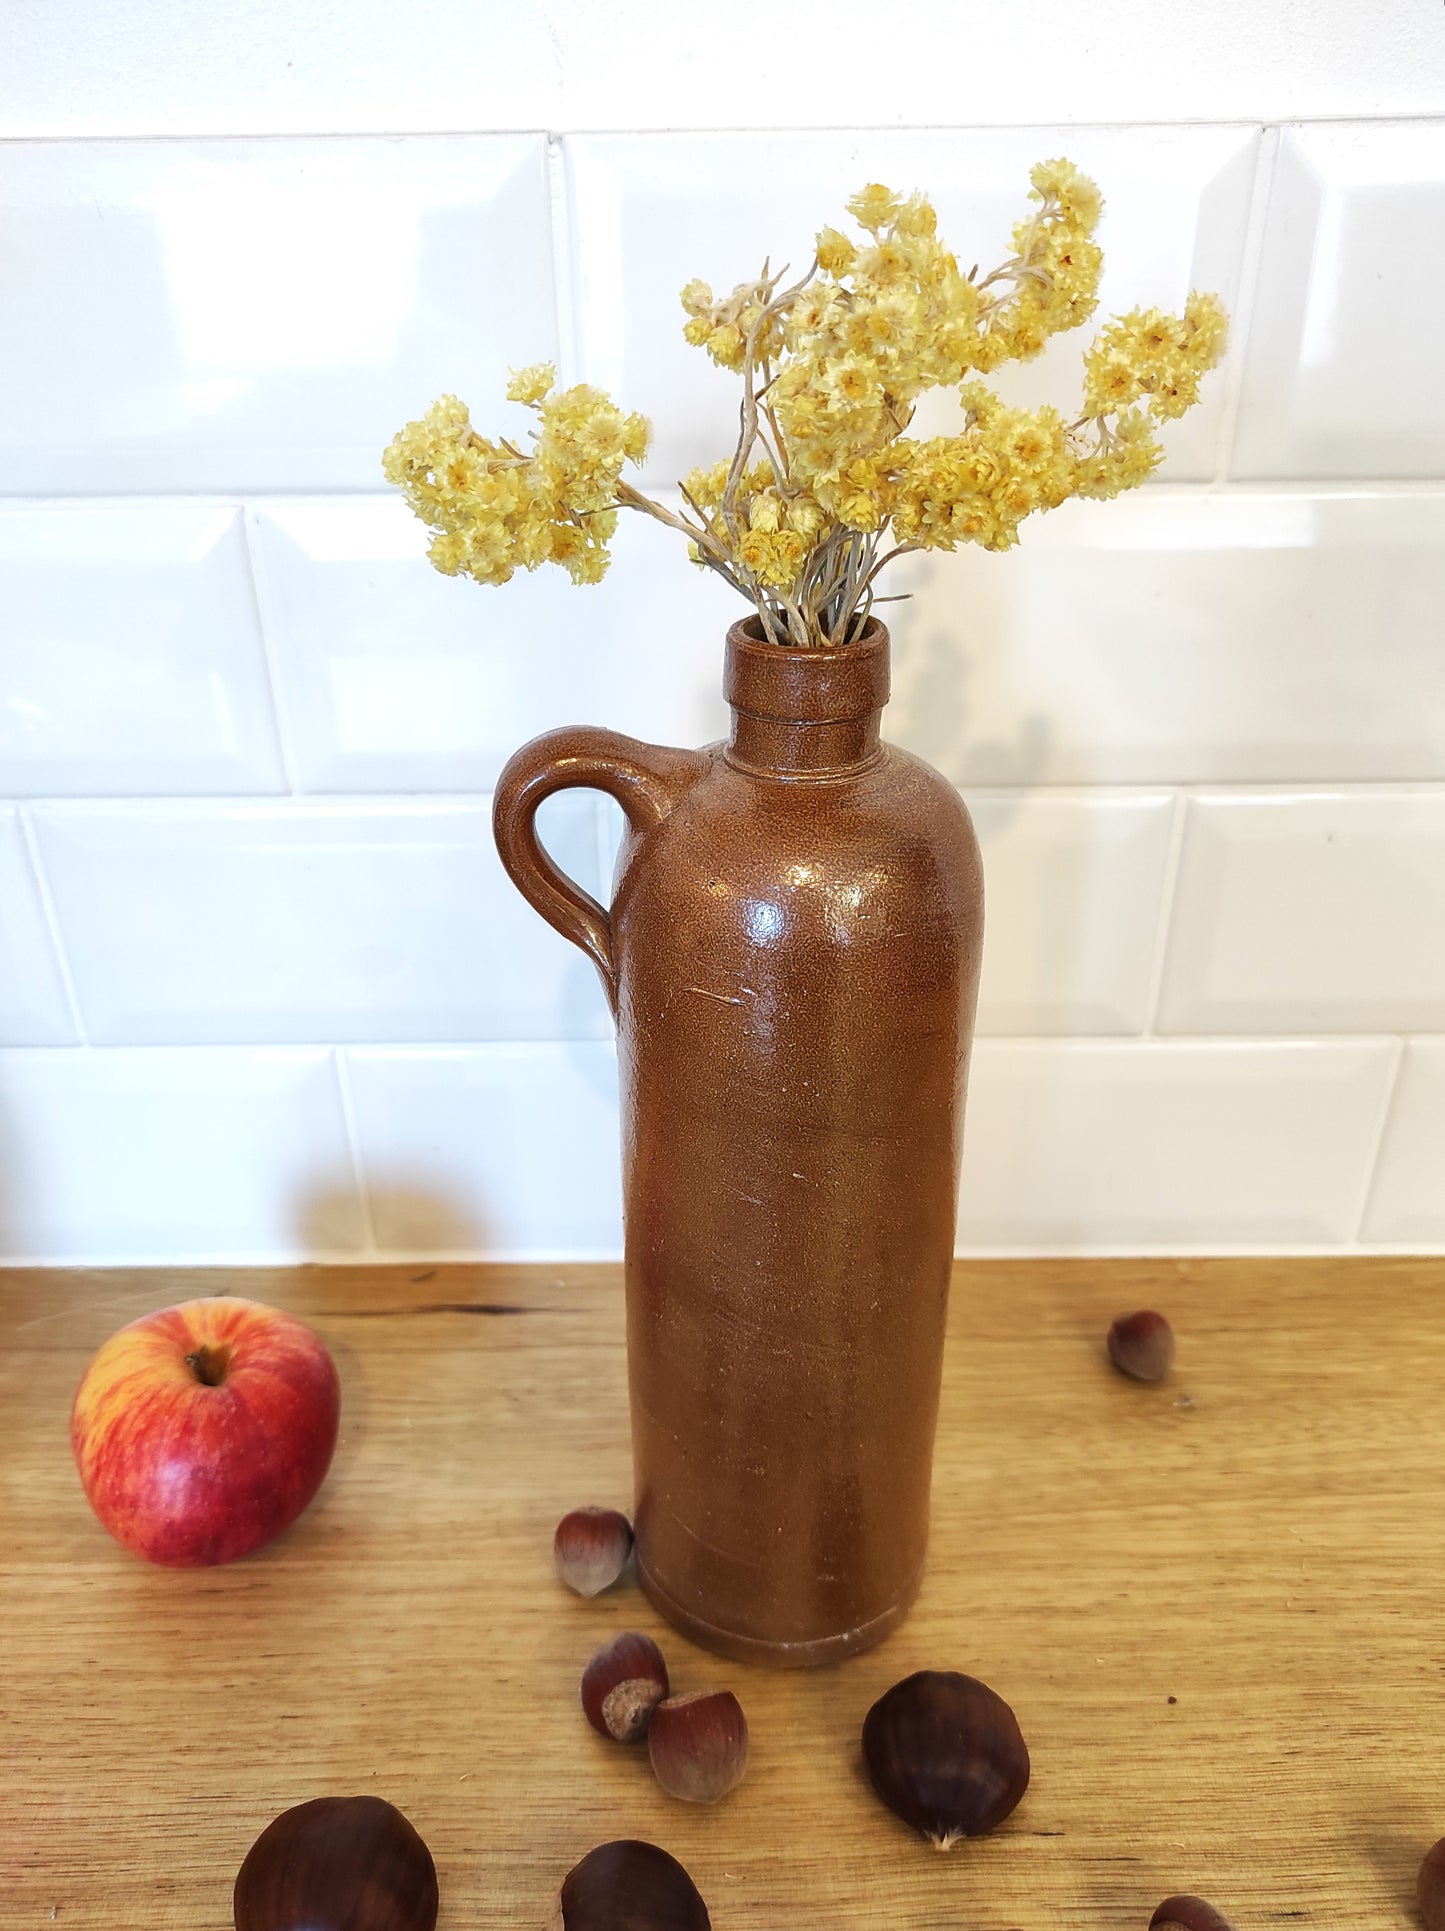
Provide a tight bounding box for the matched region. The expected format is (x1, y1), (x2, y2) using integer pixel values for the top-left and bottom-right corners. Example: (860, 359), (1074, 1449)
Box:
(492, 726), (709, 1013)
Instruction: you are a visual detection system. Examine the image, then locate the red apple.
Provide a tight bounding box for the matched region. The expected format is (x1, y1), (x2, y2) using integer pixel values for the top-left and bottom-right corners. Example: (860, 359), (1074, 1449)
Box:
(71, 1296), (340, 1567)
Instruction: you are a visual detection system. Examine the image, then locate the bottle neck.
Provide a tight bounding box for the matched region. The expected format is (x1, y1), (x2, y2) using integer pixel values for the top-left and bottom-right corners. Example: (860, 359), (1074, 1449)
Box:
(726, 710), (884, 777)
(722, 617), (890, 780)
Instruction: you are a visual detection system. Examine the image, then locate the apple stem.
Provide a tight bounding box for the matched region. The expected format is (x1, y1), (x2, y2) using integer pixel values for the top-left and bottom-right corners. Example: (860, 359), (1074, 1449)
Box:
(184, 1345), (230, 1387)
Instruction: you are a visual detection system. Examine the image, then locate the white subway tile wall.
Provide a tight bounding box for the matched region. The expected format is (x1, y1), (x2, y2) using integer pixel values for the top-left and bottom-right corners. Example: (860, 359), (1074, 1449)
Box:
(968, 792), (1177, 1036)
(346, 1044), (622, 1257)
(0, 503), (285, 795)
(884, 490), (1445, 786)
(0, 1047), (361, 1260)
(0, 137), (558, 495)
(1233, 123), (1445, 479)
(31, 797), (612, 1045)
(0, 810), (77, 1045)
(957, 1039), (1397, 1248)
(568, 125), (1260, 489)
(1158, 791), (1445, 1035)
(0, 120), (1440, 1260)
(1363, 1042), (1445, 1244)
(248, 497), (734, 793)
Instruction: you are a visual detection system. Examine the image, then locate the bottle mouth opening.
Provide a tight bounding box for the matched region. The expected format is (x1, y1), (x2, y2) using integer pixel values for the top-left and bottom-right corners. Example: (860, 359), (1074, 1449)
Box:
(724, 614), (890, 724)
(734, 612), (884, 656)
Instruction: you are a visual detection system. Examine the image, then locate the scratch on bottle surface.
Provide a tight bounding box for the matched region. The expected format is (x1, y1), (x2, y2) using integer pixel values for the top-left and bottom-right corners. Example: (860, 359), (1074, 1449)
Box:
(683, 984), (756, 1004)
(641, 1487), (771, 1572)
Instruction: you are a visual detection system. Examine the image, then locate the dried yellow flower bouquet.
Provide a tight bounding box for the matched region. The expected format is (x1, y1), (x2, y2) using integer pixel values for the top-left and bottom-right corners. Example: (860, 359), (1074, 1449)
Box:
(384, 162), (1227, 650)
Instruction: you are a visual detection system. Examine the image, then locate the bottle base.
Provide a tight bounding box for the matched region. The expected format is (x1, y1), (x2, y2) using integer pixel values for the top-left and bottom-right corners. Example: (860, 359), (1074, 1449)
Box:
(636, 1555), (924, 1668)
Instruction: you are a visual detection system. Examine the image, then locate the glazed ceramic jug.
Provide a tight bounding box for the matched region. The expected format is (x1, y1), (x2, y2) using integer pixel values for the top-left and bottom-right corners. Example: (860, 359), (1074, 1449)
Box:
(493, 615), (983, 1665)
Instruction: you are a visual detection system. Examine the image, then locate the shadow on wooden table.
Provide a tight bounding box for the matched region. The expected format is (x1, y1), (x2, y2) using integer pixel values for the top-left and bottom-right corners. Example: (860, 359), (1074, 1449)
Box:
(1354, 1809), (1433, 1921)
(288, 1176), (498, 1523)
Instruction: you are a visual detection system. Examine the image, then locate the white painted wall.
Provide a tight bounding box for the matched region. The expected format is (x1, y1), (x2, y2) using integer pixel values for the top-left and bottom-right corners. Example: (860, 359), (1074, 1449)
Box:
(6, 0), (1444, 135)
(0, 8), (1442, 1262)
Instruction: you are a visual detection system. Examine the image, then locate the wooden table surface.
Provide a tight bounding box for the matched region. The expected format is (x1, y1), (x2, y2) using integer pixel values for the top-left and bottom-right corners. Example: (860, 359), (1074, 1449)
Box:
(2, 1257), (1443, 1928)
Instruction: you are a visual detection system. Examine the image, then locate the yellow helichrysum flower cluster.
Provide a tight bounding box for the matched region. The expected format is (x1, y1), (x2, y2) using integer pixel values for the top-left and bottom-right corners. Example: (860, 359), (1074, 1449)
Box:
(384, 163), (1227, 646)
(382, 367), (649, 586)
(1082, 292), (1230, 420)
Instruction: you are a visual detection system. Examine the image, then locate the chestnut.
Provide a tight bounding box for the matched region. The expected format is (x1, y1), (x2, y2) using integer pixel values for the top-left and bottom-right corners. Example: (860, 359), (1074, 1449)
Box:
(233, 1795), (438, 1931)
(1419, 1839), (1445, 1931)
(550, 1839), (710, 1930)
(1149, 1900), (1238, 1931)
(582, 1631), (670, 1743)
(647, 1690), (749, 1804)
(1108, 1309), (1176, 1382)
(862, 1670), (1029, 1848)
(555, 1506), (634, 1596)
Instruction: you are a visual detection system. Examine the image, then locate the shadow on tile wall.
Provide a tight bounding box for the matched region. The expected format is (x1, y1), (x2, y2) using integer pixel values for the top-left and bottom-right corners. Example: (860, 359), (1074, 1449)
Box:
(559, 952), (616, 1049)
(888, 555), (1053, 799)
(295, 1180), (488, 1259)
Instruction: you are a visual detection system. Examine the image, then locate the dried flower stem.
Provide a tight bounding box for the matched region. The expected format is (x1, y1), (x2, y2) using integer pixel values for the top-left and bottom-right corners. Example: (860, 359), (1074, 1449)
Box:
(721, 261), (817, 521)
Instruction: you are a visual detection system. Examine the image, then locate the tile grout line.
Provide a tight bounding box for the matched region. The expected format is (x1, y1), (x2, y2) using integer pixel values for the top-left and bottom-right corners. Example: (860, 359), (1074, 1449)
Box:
(11, 478), (1445, 508)
(545, 133), (584, 385)
(3, 112), (1441, 147)
(1212, 124), (1280, 486)
(1139, 790), (1190, 1037)
(1348, 1034), (1407, 1243)
(0, 1035), (619, 1056)
(330, 1047), (380, 1255)
(9, 777), (1445, 815)
(1, 791), (501, 813)
(2, 1239), (1437, 1268)
(239, 504), (302, 795)
(17, 809), (90, 1046)
(0, 1032), (1436, 1056)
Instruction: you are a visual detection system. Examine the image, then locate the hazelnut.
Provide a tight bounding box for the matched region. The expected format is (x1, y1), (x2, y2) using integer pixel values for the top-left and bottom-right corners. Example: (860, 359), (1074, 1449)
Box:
(862, 1669), (1029, 1848)
(647, 1690), (749, 1804)
(1149, 1899), (1238, 1931)
(549, 1839), (710, 1930)
(233, 1795), (438, 1931)
(554, 1506), (634, 1597)
(1108, 1309), (1176, 1382)
(1419, 1838), (1445, 1931)
(581, 1632), (670, 1743)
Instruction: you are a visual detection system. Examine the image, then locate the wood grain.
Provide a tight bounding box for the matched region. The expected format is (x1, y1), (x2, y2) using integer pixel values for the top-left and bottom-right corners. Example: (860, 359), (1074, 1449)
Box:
(1, 1257), (1442, 1928)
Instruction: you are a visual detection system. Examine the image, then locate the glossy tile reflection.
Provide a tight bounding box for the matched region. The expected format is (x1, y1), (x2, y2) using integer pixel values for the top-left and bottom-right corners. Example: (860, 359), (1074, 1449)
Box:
(0, 810), (77, 1045)
(0, 137), (556, 492)
(31, 799), (612, 1044)
(1159, 791), (1445, 1034)
(0, 503), (284, 795)
(1363, 1043), (1445, 1244)
(887, 491), (1445, 785)
(1235, 122), (1445, 477)
(251, 495), (733, 792)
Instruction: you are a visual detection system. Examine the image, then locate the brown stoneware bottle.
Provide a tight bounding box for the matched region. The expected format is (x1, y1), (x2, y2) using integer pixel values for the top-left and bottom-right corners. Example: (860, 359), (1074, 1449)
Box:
(493, 615), (983, 1664)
